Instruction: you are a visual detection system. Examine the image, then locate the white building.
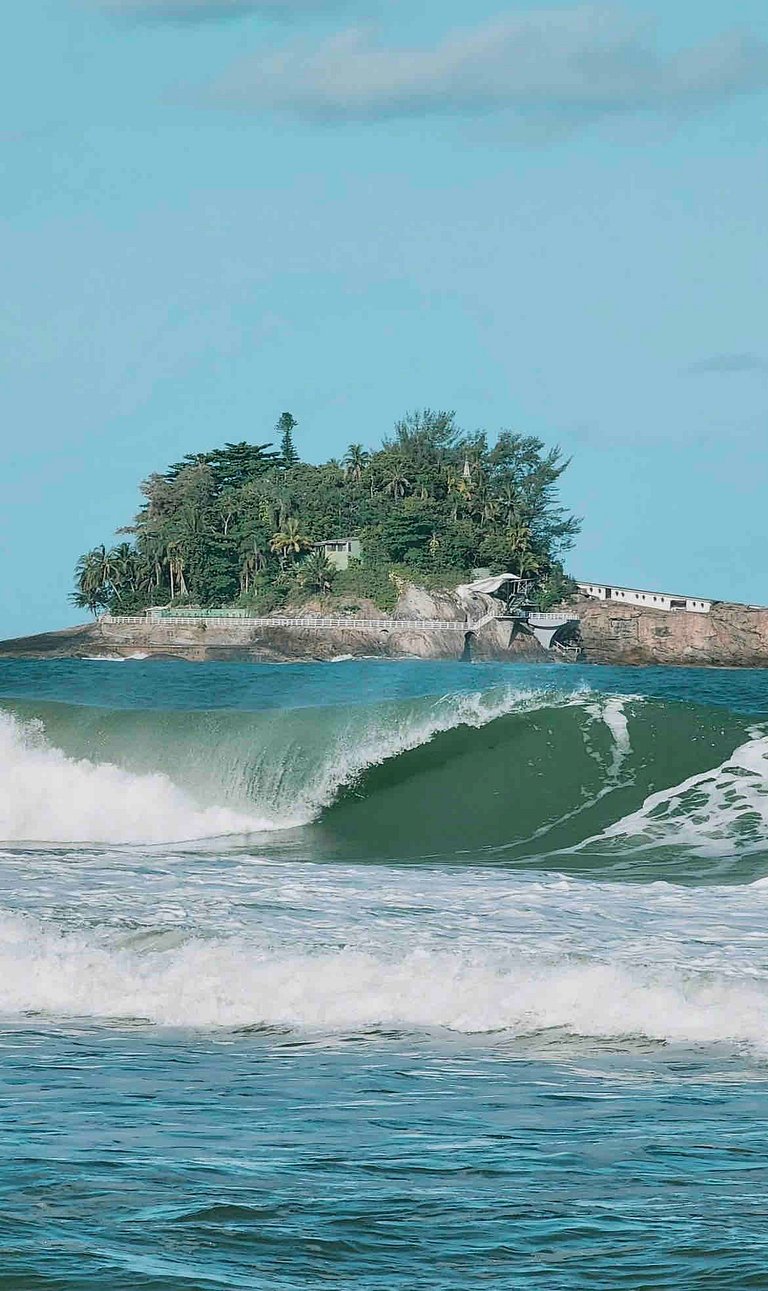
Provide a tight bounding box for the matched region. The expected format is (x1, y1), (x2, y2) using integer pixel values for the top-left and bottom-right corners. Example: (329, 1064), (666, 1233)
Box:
(577, 582), (713, 614)
(315, 538), (362, 571)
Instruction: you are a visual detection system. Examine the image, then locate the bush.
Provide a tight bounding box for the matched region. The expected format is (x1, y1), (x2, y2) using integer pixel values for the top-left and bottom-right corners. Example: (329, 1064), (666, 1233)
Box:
(533, 567), (579, 610)
(334, 563), (399, 612)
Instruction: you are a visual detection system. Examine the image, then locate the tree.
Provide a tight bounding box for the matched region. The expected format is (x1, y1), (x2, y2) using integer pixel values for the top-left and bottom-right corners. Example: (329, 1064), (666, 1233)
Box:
(375, 501), (436, 565)
(109, 543), (138, 600)
(301, 550), (336, 595)
(270, 517), (312, 567)
(278, 412), (299, 467)
(70, 546), (116, 616)
(166, 543), (188, 600)
(384, 467), (411, 501)
(239, 541), (267, 595)
(73, 408), (580, 613)
(343, 443), (369, 484)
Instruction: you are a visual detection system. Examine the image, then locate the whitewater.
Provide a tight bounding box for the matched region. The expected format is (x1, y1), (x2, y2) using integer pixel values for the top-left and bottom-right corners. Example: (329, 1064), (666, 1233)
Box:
(3, 656), (768, 1289)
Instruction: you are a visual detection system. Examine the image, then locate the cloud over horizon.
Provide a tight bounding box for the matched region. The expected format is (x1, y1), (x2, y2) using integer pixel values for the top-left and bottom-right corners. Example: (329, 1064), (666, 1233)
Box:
(97, 0), (348, 21)
(690, 353), (768, 375)
(206, 6), (768, 126)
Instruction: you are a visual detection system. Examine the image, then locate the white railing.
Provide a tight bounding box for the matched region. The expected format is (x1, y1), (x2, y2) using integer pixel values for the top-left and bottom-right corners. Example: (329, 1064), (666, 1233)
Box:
(526, 612), (579, 625)
(101, 610), (582, 634)
(103, 614), (473, 632)
(467, 608), (501, 632)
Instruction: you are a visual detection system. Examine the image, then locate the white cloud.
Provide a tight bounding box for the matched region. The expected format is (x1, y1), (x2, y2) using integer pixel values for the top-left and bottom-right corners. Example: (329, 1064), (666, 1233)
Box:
(98, 0), (346, 21)
(208, 6), (768, 124)
(690, 354), (768, 375)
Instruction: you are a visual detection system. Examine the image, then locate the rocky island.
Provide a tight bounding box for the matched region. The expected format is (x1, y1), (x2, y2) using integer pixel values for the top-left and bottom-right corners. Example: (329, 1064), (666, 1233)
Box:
(2, 410), (763, 668)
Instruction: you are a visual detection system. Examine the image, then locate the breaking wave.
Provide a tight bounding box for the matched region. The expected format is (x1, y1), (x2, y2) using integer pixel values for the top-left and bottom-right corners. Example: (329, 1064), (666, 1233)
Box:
(3, 911), (768, 1051)
(0, 712), (270, 844)
(0, 686), (580, 846)
(0, 685), (766, 875)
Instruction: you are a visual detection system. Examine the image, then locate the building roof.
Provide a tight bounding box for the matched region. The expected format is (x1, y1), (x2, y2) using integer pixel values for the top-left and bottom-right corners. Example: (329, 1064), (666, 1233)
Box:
(577, 580), (712, 602)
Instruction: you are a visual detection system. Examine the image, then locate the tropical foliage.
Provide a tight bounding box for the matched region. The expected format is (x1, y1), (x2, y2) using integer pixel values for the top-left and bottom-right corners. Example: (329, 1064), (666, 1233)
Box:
(72, 409), (579, 614)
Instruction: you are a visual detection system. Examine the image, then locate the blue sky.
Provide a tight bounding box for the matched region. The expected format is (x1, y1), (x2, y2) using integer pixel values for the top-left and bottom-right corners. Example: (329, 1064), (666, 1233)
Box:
(2, 0), (767, 637)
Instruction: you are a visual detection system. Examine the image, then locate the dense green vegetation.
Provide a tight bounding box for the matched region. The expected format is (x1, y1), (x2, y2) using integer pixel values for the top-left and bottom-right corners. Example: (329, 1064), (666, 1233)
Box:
(72, 410), (580, 615)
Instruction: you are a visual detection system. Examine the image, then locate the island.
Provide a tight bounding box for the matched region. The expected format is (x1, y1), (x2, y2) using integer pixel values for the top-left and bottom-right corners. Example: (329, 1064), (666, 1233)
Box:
(2, 410), (766, 667)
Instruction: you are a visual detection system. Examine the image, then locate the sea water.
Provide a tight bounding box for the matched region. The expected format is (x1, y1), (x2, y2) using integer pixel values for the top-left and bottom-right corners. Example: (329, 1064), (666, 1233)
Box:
(2, 658), (768, 1288)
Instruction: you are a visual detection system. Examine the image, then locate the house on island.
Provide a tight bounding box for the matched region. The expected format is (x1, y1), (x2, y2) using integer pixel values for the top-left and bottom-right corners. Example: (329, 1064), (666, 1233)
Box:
(577, 582), (713, 614)
(315, 538), (362, 571)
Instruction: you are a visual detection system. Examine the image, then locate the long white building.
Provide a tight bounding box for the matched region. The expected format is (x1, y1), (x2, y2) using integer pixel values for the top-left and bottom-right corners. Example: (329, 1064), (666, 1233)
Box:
(577, 582), (713, 614)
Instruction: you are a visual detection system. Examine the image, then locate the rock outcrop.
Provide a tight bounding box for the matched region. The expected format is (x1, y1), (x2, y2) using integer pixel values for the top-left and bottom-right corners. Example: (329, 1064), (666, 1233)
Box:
(576, 598), (768, 667)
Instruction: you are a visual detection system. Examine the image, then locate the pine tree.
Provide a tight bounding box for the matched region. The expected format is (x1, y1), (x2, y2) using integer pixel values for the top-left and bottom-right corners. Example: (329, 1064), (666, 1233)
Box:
(277, 412), (299, 467)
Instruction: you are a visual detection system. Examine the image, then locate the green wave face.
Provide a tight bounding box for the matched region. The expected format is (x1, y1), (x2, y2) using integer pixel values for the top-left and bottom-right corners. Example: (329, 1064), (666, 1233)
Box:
(0, 689), (763, 880)
(317, 699), (754, 877)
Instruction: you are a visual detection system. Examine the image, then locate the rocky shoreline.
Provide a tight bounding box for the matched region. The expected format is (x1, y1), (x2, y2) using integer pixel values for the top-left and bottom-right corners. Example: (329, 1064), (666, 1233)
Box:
(574, 597), (768, 668)
(0, 585), (543, 665)
(2, 590), (767, 668)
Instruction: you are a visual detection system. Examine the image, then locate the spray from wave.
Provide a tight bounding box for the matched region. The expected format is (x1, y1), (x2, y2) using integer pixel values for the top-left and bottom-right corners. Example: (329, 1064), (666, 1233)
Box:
(0, 712), (270, 844)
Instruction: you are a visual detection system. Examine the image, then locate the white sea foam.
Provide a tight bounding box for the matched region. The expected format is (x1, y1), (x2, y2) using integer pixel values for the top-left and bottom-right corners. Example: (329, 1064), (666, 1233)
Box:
(2, 912), (768, 1049)
(83, 652), (149, 662)
(0, 713), (274, 844)
(586, 695), (633, 779)
(581, 726), (768, 857)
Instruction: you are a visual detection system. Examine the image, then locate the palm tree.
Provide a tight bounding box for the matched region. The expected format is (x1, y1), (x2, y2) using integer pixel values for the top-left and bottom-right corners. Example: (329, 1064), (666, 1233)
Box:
(475, 492), (499, 526)
(384, 468), (411, 501)
(166, 543), (188, 600)
(517, 549), (543, 578)
(71, 548), (108, 616)
(109, 543), (137, 601)
(497, 486), (520, 528)
(302, 550), (335, 595)
(508, 522), (534, 557)
(137, 532), (166, 596)
(239, 541), (267, 594)
(270, 518), (312, 567)
(343, 444), (369, 484)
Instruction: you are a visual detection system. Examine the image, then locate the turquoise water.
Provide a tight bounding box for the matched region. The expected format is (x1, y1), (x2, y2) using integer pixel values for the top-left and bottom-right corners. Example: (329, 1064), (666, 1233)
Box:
(2, 659), (768, 1287)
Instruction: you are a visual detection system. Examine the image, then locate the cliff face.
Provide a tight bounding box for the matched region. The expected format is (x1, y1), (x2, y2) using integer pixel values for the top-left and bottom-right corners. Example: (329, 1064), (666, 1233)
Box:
(576, 599), (768, 667)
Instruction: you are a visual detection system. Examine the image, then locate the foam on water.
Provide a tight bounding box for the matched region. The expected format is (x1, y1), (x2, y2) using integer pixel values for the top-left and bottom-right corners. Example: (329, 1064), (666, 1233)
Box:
(4, 660), (768, 1287)
(2, 910), (768, 1049)
(0, 712), (272, 844)
(581, 726), (768, 858)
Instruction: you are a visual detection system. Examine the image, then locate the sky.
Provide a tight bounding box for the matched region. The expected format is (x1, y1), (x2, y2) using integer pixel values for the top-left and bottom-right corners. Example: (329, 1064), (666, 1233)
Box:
(1, 0), (767, 637)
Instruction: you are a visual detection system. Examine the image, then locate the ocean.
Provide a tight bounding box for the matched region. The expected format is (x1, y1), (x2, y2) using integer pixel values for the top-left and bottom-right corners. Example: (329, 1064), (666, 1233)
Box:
(2, 657), (768, 1288)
